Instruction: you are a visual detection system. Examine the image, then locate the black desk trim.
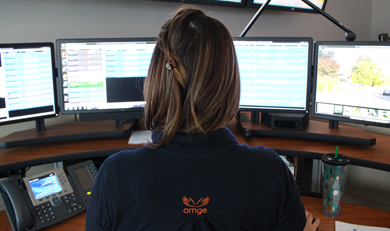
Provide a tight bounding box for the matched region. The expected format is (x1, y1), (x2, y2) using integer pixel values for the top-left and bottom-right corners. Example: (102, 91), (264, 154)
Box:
(1, 148), (390, 175)
(275, 149), (390, 172)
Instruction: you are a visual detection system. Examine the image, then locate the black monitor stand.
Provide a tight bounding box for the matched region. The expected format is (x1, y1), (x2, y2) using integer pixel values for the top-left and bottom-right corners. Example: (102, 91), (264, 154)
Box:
(0, 115), (142, 149)
(329, 120), (339, 129)
(78, 111), (145, 125)
(35, 119), (46, 132)
(240, 112), (310, 132)
(237, 111), (376, 146)
(238, 111), (309, 138)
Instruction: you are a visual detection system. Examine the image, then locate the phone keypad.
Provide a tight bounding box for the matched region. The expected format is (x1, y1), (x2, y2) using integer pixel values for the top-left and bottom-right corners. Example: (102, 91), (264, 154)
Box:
(58, 171), (69, 189)
(35, 202), (56, 224)
(88, 163), (98, 180)
(62, 193), (83, 213)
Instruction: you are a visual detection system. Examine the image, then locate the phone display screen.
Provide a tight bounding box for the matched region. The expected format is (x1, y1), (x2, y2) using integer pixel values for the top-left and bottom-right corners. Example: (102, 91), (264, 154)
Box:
(74, 167), (93, 191)
(28, 172), (62, 200)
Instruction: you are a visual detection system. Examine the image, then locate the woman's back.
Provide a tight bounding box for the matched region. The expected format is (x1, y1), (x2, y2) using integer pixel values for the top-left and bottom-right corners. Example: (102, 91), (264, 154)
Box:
(86, 128), (305, 230)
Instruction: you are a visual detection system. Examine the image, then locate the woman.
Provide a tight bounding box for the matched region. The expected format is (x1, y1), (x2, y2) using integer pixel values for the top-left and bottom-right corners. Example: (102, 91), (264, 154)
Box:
(86, 6), (319, 231)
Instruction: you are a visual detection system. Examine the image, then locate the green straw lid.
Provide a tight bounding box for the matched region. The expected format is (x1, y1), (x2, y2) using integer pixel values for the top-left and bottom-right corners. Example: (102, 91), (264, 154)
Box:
(322, 153), (350, 166)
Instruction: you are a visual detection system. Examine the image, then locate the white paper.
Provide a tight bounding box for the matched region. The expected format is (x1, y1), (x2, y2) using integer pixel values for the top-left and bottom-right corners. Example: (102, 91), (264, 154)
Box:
(128, 130), (152, 144)
(336, 221), (390, 231)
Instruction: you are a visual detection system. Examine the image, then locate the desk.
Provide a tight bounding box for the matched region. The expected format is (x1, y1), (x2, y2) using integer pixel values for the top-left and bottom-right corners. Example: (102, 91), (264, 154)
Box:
(1, 196), (389, 231)
(1, 118), (390, 230)
(302, 196), (390, 230)
(1, 119), (390, 173)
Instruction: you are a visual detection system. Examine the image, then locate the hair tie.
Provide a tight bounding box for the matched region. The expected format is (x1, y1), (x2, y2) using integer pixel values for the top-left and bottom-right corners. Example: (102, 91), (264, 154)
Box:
(166, 59), (177, 70)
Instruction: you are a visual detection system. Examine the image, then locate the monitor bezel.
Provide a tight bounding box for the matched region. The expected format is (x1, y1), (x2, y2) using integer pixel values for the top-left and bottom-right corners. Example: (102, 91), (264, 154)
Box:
(234, 36), (313, 114)
(150, 0), (248, 8)
(56, 37), (157, 115)
(246, 0), (328, 14)
(0, 42), (59, 126)
(311, 41), (390, 128)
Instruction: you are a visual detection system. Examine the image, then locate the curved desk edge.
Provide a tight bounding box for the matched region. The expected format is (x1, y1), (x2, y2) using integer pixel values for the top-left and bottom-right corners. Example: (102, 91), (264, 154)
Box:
(1, 148), (389, 175)
(0, 148), (130, 174)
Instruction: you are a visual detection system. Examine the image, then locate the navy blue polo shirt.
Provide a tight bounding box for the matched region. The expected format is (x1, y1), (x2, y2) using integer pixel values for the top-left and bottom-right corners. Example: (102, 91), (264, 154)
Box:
(86, 127), (306, 231)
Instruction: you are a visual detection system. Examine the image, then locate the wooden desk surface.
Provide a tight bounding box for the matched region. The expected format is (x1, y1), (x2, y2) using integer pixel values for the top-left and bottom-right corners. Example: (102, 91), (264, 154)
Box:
(302, 196), (390, 230)
(1, 196), (389, 231)
(1, 117), (389, 171)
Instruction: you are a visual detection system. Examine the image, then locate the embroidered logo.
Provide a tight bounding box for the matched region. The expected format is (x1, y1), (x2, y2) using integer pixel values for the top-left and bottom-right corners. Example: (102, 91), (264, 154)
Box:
(182, 197), (209, 215)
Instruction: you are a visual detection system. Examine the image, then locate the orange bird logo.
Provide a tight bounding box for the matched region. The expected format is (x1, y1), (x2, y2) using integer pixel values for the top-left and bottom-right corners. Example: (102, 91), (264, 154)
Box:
(182, 197), (209, 208)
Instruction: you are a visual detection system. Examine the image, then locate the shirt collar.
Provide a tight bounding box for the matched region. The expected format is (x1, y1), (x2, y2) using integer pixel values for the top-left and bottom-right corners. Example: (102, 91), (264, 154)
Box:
(151, 127), (238, 152)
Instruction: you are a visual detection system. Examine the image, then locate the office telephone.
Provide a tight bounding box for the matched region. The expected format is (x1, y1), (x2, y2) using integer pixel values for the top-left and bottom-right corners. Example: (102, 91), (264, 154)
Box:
(0, 159), (98, 231)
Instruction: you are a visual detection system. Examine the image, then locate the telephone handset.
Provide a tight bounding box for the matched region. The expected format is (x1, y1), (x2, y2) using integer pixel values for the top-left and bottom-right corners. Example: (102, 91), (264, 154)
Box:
(0, 160), (97, 231)
(0, 178), (34, 231)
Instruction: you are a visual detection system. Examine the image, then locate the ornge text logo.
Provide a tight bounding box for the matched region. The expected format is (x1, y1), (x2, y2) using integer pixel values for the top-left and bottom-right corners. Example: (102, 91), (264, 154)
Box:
(182, 197), (209, 215)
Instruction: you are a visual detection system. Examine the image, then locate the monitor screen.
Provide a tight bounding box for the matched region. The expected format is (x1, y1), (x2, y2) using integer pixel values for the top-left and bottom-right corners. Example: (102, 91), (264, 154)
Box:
(246, 0), (327, 13)
(234, 37), (312, 114)
(312, 41), (390, 127)
(0, 43), (58, 126)
(56, 38), (156, 115)
(150, 0), (247, 8)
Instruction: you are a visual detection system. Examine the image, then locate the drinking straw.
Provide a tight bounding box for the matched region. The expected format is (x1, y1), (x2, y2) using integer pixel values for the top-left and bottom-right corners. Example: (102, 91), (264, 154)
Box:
(335, 146), (339, 158)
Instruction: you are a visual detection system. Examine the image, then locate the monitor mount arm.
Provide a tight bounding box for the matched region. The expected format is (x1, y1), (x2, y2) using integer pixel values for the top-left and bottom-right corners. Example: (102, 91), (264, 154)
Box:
(240, 0), (356, 41)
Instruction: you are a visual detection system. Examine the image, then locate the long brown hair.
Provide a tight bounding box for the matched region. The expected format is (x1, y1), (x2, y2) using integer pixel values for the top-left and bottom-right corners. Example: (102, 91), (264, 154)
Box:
(144, 6), (240, 148)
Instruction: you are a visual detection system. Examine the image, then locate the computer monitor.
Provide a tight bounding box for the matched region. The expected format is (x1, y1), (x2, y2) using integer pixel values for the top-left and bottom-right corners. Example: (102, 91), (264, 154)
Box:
(150, 0), (247, 8)
(312, 41), (390, 128)
(246, 0), (327, 13)
(0, 43), (58, 126)
(56, 38), (156, 121)
(234, 37), (312, 115)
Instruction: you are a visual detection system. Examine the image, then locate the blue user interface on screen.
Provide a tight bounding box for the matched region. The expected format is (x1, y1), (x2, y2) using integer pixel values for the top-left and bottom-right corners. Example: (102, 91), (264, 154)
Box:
(0, 45), (57, 124)
(29, 173), (62, 200)
(235, 40), (310, 111)
(58, 40), (156, 112)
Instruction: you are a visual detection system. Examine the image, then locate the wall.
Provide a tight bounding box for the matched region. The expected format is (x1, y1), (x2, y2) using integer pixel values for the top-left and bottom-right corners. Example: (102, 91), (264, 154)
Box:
(0, 0), (373, 43)
(371, 0), (390, 41)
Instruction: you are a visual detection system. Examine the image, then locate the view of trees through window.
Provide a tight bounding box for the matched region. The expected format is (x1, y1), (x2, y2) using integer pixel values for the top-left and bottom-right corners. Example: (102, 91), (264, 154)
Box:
(317, 55), (390, 93)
